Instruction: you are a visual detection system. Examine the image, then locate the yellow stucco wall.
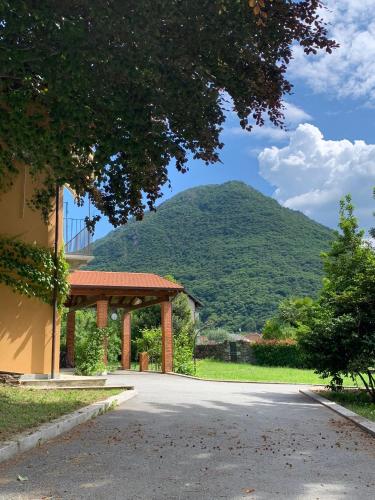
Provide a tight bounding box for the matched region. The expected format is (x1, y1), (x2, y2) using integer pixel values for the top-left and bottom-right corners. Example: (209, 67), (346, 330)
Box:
(0, 166), (62, 375)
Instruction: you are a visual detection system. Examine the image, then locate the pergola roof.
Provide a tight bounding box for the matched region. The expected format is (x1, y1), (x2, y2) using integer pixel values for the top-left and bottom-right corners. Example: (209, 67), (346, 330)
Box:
(66, 270), (184, 312)
(69, 271), (183, 291)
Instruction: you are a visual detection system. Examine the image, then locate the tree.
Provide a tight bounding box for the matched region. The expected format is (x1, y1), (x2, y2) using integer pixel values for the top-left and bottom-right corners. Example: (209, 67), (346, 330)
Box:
(0, 1), (336, 227)
(131, 305), (161, 339)
(300, 196), (375, 401)
(263, 296), (314, 340)
(204, 328), (230, 343)
(172, 292), (194, 339)
(133, 327), (162, 369)
(370, 187), (375, 239)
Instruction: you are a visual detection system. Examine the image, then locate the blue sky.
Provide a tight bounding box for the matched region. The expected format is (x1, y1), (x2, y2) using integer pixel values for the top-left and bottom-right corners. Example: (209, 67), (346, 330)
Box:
(66, 0), (375, 240)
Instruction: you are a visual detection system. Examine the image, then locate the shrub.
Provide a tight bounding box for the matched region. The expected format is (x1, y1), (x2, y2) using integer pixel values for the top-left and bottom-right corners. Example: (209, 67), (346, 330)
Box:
(252, 339), (308, 369)
(133, 327), (162, 370)
(204, 328), (230, 343)
(174, 327), (195, 375)
(105, 319), (122, 370)
(131, 285), (196, 375)
(262, 318), (286, 340)
(75, 324), (106, 376)
(73, 309), (121, 375)
(133, 326), (196, 375)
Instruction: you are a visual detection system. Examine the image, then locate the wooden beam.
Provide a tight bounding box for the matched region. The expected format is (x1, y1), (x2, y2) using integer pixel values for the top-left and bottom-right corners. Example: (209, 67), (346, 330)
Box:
(118, 296), (131, 306)
(67, 297), (99, 311)
(69, 287), (181, 297)
(126, 296), (170, 312)
(65, 289), (180, 311)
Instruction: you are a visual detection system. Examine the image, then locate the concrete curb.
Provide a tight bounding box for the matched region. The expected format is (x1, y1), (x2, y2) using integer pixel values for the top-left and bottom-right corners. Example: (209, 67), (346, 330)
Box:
(13, 385), (135, 391)
(300, 389), (375, 437)
(0, 388), (137, 464)
(167, 372), (329, 387)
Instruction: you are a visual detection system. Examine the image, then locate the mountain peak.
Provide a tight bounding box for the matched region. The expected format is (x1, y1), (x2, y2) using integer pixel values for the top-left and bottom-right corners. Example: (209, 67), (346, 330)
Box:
(91, 182), (332, 330)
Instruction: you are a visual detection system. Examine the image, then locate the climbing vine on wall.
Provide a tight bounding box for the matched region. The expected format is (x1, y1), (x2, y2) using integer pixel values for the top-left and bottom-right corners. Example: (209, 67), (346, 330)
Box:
(0, 236), (69, 308)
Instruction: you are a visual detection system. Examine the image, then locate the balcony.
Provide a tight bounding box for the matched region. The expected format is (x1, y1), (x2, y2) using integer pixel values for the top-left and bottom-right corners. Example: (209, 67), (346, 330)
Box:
(64, 218), (94, 269)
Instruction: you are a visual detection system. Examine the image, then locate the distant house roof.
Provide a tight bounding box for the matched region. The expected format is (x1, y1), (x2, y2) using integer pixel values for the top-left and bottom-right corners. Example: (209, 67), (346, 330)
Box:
(69, 270), (184, 291)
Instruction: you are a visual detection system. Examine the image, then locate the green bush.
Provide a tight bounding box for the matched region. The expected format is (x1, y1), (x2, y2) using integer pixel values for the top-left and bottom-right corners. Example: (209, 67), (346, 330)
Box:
(73, 309), (121, 375)
(133, 325), (196, 375)
(133, 327), (162, 370)
(204, 328), (230, 343)
(174, 327), (195, 375)
(105, 319), (122, 370)
(131, 285), (196, 375)
(252, 339), (308, 369)
(75, 326), (106, 376)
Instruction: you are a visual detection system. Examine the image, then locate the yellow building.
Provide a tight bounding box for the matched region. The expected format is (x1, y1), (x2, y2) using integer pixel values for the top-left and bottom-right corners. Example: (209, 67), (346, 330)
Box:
(0, 168), (179, 378)
(0, 166), (64, 377)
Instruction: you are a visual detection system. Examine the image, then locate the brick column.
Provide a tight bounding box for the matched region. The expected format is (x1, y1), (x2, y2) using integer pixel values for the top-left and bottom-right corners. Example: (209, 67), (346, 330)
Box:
(121, 312), (131, 370)
(161, 301), (173, 373)
(96, 299), (108, 365)
(66, 310), (76, 368)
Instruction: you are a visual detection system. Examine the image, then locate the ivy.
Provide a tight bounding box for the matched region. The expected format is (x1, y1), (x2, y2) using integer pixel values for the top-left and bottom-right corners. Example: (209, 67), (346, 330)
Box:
(0, 236), (69, 309)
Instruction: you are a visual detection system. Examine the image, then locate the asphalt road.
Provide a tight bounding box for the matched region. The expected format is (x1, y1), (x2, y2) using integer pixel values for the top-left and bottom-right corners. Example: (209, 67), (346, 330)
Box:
(0, 372), (374, 499)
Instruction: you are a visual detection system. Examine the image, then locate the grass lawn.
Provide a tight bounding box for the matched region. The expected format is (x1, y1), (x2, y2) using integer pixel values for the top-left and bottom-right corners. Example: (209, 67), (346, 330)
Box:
(195, 359), (360, 386)
(0, 387), (122, 442)
(318, 390), (375, 422)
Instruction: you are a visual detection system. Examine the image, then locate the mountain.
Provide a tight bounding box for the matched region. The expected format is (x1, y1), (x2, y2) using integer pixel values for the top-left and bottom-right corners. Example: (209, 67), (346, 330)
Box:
(89, 181), (333, 330)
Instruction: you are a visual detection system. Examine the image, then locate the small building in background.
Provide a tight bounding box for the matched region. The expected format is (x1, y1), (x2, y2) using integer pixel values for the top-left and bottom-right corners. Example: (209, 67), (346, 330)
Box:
(184, 292), (203, 322)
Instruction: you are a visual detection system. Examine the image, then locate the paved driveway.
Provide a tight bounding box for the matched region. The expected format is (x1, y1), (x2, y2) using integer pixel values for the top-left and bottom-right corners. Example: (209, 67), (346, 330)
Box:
(0, 372), (374, 499)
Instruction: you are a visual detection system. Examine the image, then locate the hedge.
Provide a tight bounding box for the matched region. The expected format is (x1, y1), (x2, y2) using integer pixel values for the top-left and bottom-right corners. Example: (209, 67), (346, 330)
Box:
(252, 339), (309, 369)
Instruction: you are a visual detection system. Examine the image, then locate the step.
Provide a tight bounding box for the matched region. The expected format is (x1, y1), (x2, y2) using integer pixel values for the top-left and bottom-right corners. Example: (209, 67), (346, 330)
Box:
(19, 377), (107, 388)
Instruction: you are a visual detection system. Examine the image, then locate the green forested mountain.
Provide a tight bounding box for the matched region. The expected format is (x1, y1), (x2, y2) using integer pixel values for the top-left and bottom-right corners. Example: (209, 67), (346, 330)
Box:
(89, 181), (333, 331)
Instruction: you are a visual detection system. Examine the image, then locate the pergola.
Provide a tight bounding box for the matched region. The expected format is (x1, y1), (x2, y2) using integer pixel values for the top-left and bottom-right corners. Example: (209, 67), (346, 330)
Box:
(65, 271), (184, 373)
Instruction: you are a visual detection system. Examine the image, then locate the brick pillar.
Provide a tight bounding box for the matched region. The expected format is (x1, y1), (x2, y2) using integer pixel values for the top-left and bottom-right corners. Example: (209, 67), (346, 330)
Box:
(96, 299), (108, 365)
(66, 310), (76, 368)
(161, 301), (173, 373)
(121, 312), (131, 370)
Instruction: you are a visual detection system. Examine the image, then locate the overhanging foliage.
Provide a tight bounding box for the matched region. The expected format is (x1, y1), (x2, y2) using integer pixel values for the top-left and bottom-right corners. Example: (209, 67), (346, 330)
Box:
(0, 0), (336, 228)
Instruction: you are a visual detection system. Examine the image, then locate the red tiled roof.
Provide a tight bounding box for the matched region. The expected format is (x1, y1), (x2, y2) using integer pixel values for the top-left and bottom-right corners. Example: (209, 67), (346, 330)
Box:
(69, 271), (184, 291)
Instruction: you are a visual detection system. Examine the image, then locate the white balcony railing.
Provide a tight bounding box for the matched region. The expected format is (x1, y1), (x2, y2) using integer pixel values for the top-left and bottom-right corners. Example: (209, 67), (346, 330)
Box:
(64, 218), (92, 256)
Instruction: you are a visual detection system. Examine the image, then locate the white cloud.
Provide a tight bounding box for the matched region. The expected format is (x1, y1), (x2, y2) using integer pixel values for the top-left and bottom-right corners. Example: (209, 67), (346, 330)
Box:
(225, 125), (289, 142)
(289, 0), (375, 103)
(283, 102), (312, 126)
(258, 124), (375, 231)
(224, 102), (311, 142)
